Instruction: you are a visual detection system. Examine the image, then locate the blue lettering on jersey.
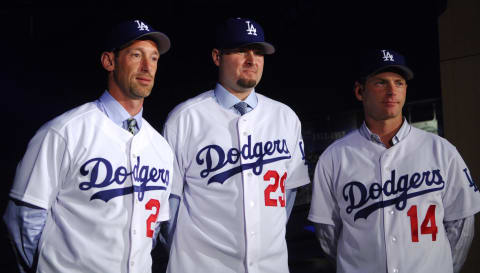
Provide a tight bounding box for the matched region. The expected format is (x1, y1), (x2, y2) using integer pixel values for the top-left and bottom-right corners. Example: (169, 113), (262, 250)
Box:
(299, 141), (307, 165)
(463, 168), (479, 192)
(79, 156), (169, 202)
(343, 169), (445, 221)
(196, 135), (291, 184)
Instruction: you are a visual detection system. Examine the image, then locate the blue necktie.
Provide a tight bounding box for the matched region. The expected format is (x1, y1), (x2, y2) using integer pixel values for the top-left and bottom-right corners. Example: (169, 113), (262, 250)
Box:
(126, 118), (138, 135)
(234, 102), (249, 115)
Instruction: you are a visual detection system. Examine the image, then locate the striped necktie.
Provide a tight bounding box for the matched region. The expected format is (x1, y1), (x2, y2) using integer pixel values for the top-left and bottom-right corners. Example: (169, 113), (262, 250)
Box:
(234, 102), (249, 115)
(126, 118), (138, 135)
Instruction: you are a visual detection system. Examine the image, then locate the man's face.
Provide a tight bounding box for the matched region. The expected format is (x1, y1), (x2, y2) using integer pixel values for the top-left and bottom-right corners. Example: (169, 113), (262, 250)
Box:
(113, 39), (159, 99)
(214, 46), (265, 94)
(355, 71), (407, 122)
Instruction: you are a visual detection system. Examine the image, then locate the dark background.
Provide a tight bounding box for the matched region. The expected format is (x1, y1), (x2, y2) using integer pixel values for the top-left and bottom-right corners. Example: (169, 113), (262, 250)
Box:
(1, 0), (445, 272)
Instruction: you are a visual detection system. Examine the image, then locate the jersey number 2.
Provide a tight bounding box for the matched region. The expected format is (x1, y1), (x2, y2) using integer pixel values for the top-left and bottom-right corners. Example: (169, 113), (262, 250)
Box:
(145, 199), (160, 238)
(264, 170), (286, 207)
(407, 205), (438, 242)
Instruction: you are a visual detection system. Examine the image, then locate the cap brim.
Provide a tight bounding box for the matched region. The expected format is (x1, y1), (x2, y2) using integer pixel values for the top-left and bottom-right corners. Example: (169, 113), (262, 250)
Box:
(246, 42), (275, 55)
(138, 32), (171, 55)
(223, 42), (275, 55)
(371, 65), (414, 80)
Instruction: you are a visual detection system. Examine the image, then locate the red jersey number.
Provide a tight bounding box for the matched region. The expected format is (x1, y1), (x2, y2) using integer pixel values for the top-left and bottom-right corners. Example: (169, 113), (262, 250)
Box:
(145, 199), (160, 238)
(264, 170), (287, 207)
(407, 204), (438, 242)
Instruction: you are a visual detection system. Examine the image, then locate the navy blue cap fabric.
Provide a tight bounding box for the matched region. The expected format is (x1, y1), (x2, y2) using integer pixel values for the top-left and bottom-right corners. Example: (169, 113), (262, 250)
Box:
(359, 49), (414, 80)
(104, 19), (170, 54)
(215, 17), (275, 54)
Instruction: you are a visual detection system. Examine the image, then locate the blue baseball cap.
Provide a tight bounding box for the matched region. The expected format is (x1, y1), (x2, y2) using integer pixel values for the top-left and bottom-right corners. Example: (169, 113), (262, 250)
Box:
(104, 19), (171, 54)
(215, 17), (275, 55)
(359, 49), (414, 80)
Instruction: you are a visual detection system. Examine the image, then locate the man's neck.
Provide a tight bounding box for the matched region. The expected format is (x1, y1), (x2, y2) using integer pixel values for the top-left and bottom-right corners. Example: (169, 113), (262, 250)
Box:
(219, 83), (253, 101)
(107, 89), (143, 117)
(365, 116), (403, 148)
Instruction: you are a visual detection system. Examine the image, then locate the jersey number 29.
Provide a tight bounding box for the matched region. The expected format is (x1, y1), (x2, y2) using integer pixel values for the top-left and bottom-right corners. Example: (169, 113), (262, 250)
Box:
(264, 170), (286, 207)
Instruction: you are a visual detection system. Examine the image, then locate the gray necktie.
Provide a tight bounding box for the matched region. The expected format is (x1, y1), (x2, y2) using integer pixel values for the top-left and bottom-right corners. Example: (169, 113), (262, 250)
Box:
(126, 118), (138, 135)
(234, 102), (249, 115)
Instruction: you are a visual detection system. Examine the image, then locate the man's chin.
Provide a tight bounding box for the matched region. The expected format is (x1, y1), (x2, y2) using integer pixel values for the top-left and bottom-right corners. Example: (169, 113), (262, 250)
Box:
(237, 79), (257, 89)
(131, 87), (153, 99)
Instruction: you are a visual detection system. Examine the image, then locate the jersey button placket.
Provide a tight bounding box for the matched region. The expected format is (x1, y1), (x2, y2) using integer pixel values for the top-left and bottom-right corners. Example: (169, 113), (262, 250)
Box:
(238, 119), (259, 272)
(381, 150), (400, 273)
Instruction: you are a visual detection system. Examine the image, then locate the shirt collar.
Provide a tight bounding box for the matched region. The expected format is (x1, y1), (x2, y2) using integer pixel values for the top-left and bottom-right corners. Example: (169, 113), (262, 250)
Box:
(359, 118), (411, 147)
(214, 83), (258, 112)
(98, 90), (143, 129)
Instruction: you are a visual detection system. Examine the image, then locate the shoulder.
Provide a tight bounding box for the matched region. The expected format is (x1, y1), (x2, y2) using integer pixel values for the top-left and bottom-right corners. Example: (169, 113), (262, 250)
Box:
(24, 102), (101, 154)
(319, 129), (363, 160)
(37, 102), (100, 136)
(408, 126), (459, 155)
(164, 90), (215, 124)
(327, 129), (362, 151)
(256, 93), (301, 121)
(141, 119), (174, 160)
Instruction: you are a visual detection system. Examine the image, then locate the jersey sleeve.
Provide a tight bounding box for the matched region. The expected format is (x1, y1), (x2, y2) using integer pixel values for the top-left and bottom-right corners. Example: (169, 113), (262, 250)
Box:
(284, 116), (310, 189)
(442, 148), (480, 221)
(308, 149), (340, 226)
(162, 118), (186, 197)
(157, 157), (173, 222)
(9, 127), (70, 209)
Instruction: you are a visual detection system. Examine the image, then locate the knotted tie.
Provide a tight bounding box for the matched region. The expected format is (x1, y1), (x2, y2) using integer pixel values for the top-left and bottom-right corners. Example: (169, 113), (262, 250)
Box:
(234, 102), (249, 116)
(126, 118), (138, 135)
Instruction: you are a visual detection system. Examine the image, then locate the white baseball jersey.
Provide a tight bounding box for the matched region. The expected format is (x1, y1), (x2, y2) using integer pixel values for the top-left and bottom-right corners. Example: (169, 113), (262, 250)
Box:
(163, 90), (310, 273)
(308, 121), (480, 273)
(9, 102), (173, 273)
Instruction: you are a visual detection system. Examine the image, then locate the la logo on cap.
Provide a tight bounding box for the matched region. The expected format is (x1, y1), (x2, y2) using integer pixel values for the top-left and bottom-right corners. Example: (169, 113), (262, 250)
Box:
(245, 21), (257, 36)
(382, 50), (394, 62)
(134, 20), (149, 31)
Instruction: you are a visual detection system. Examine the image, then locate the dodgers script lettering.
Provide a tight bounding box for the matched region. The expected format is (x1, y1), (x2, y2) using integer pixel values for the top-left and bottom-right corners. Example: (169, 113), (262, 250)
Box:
(79, 156), (169, 202)
(196, 135), (291, 184)
(343, 169), (445, 221)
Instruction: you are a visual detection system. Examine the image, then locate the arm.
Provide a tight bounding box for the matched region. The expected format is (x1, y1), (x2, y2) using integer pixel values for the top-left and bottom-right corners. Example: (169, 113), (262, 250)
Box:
(156, 194), (181, 252)
(3, 199), (47, 273)
(445, 216), (475, 273)
(313, 222), (341, 264)
(285, 188), (297, 222)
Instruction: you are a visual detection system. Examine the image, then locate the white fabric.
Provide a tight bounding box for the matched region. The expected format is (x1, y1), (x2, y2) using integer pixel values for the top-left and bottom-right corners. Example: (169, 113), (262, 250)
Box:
(163, 90), (310, 273)
(9, 102), (173, 273)
(308, 126), (480, 273)
(446, 216), (475, 273)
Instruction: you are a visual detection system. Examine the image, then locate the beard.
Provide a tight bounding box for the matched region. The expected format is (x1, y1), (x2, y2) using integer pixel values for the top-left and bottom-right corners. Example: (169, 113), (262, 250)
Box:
(237, 78), (257, 89)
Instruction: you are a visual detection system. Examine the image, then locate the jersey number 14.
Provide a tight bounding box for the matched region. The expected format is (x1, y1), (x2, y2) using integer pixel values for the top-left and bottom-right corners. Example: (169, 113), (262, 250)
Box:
(407, 205), (438, 242)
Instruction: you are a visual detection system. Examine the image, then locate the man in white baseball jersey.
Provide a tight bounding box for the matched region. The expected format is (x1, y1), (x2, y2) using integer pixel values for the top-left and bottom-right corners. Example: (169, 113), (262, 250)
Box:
(308, 49), (480, 273)
(162, 17), (310, 273)
(3, 19), (173, 273)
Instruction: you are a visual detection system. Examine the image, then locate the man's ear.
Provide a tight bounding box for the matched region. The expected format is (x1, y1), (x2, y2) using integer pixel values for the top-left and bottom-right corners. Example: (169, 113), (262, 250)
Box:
(354, 81), (364, 102)
(101, 52), (115, 72)
(212, 49), (221, 67)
